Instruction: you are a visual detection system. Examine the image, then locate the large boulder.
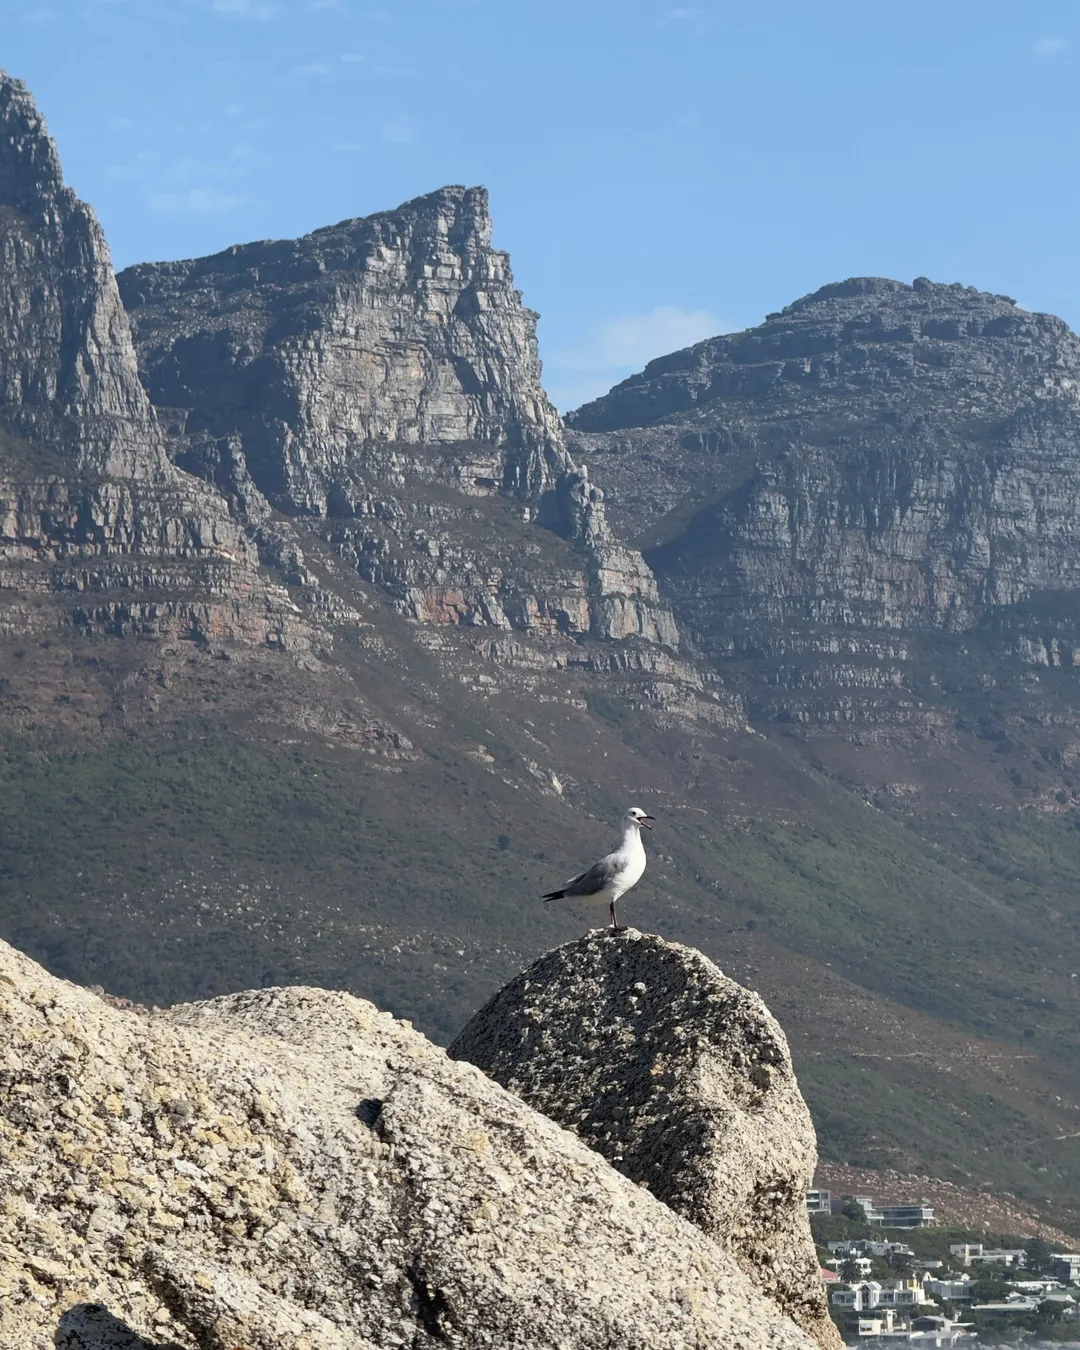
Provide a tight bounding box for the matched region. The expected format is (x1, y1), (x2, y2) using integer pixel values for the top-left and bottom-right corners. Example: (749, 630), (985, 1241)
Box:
(0, 936), (818, 1350)
(450, 929), (841, 1350)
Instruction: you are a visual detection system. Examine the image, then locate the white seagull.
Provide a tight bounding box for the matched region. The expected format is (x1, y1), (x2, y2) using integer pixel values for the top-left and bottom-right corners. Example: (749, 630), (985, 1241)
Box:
(543, 806), (655, 930)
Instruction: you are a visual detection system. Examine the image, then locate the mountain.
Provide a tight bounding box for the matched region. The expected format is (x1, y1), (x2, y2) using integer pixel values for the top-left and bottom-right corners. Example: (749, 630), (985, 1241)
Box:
(5, 70), (1080, 1232)
(566, 277), (1080, 734)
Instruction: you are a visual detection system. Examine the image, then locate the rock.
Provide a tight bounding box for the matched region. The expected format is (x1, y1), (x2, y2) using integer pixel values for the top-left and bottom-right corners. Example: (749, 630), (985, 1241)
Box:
(117, 183), (677, 649)
(565, 276), (1080, 730)
(0, 72), (161, 479)
(450, 928), (840, 1350)
(0, 71), (313, 657)
(0, 935), (820, 1350)
(118, 185), (571, 513)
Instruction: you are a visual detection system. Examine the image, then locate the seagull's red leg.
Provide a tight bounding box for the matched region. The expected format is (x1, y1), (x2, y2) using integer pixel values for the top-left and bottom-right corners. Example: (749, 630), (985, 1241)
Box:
(610, 899), (618, 931)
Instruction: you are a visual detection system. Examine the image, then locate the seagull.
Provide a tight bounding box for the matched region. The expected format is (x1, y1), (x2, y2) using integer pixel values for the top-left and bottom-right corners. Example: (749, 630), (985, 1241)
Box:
(543, 806), (655, 931)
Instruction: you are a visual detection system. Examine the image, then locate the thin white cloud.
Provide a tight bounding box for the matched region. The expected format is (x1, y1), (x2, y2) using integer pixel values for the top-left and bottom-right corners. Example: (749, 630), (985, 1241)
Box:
(105, 151), (164, 181)
(340, 51), (365, 62)
(212, 0), (278, 18)
(292, 62), (332, 77)
(22, 7), (56, 22)
(1033, 36), (1067, 56)
(547, 305), (725, 412)
(149, 187), (248, 214)
(379, 114), (417, 144)
(656, 6), (707, 27)
(557, 306), (722, 372)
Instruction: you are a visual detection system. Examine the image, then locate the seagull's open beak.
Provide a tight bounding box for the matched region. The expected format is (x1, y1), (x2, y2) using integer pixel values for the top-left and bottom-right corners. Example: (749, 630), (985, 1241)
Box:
(640, 815), (654, 829)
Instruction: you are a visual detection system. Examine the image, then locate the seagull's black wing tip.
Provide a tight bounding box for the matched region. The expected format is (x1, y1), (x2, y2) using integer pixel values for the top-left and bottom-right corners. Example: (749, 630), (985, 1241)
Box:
(542, 890), (565, 902)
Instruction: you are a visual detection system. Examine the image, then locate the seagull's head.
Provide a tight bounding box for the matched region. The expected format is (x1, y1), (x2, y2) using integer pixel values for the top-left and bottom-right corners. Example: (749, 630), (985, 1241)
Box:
(626, 806), (654, 830)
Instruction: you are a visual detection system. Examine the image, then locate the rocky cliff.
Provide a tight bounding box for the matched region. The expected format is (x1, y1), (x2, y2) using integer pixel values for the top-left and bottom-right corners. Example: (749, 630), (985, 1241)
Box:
(118, 185), (568, 510)
(0, 933), (823, 1350)
(117, 186), (678, 650)
(0, 72), (312, 662)
(567, 277), (1080, 739)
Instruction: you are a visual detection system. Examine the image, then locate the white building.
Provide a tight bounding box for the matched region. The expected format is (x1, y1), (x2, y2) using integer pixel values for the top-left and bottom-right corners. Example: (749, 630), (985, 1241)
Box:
(829, 1240), (913, 1259)
(841, 1196), (935, 1228)
(833, 1282), (930, 1312)
(834, 1282), (883, 1312)
(927, 1277), (975, 1304)
(1051, 1254), (1080, 1284)
(806, 1188), (832, 1214)
(828, 1256), (874, 1278)
(948, 1243), (1025, 1269)
(971, 1295), (1041, 1320)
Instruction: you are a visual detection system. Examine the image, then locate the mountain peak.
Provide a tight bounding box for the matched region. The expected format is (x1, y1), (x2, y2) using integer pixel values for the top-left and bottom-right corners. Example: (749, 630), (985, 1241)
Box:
(567, 274), (1077, 433)
(0, 70), (65, 214)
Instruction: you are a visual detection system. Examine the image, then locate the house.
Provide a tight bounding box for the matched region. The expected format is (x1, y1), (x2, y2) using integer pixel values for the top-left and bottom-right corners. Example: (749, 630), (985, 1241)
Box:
(909, 1315), (977, 1346)
(1013, 1280), (1064, 1295)
(971, 1248), (1025, 1270)
(826, 1255), (874, 1278)
(878, 1280), (931, 1308)
(949, 1243), (1025, 1269)
(850, 1314), (974, 1346)
(834, 1281), (931, 1312)
(841, 1196), (936, 1228)
(970, 1295), (1041, 1321)
(806, 1188), (832, 1214)
(844, 1195), (884, 1223)
(1050, 1253), (1080, 1284)
(833, 1240), (913, 1259)
(833, 1281), (883, 1312)
(927, 1277), (975, 1304)
(857, 1308), (901, 1337)
(880, 1205), (936, 1229)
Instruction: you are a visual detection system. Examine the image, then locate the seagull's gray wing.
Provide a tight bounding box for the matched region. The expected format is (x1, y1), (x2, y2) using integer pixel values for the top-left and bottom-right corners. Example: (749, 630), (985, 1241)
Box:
(559, 852), (620, 897)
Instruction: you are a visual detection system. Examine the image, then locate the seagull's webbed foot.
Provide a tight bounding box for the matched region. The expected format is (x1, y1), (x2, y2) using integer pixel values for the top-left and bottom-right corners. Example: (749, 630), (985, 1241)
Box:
(609, 901), (625, 933)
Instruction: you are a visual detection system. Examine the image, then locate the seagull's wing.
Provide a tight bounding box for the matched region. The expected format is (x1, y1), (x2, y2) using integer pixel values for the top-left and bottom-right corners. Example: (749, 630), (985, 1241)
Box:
(549, 851), (620, 899)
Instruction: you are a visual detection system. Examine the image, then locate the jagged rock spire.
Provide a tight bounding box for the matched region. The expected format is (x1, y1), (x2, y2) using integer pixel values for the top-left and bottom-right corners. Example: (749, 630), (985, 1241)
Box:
(0, 71), (165, 477)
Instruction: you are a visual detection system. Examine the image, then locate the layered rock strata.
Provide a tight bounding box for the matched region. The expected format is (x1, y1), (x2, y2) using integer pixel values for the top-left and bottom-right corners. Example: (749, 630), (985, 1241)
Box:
(0, 72), (304, 655)
(451, 929), (840, 1350)
(118, 187), (677, 649)
(566, 277), (1080, 725)
(0, 936), (820, 1350)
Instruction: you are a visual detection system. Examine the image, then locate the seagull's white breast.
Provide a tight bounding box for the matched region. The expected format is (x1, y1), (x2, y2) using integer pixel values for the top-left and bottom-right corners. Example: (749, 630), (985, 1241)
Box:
(611, 829), (647, 899)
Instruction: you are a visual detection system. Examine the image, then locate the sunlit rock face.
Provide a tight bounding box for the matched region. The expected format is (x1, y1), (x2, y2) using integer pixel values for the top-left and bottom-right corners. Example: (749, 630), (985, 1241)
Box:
(118, 187), (679, 650)
(567, 277), (1080, 723)
(0, 71), (308, 653)
(118, 185), (571, 513)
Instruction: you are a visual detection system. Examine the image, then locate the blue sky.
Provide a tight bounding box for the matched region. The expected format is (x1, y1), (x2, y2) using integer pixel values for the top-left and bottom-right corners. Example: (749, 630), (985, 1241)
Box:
(4, 0), (1079, 410)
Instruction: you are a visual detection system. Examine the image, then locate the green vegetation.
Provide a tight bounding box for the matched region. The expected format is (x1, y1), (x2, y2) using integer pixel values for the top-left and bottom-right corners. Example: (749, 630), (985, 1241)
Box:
(0, 723), (578, 1041)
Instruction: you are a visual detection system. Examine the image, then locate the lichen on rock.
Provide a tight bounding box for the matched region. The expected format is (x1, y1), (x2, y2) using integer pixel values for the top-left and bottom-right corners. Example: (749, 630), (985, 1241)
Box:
(451, 928), (841, 1350)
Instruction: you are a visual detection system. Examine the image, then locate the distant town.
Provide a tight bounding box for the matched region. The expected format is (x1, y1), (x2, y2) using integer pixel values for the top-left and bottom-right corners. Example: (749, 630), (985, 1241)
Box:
(808, 1190), (1080, 1347)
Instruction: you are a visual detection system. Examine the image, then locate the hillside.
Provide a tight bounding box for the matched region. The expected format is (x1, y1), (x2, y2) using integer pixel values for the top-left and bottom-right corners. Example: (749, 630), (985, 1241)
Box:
(4, 70), (1080, 1233)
